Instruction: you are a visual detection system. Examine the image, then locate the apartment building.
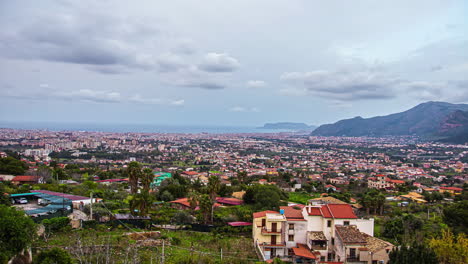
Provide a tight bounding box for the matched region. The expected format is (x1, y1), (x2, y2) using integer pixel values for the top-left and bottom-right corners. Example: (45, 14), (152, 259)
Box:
(253, 201), (393, 264)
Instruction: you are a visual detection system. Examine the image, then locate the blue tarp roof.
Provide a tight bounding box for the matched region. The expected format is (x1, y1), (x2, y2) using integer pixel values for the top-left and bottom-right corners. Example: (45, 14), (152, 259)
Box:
(10, 192), (41, 197)
(11, 192), (73, 215)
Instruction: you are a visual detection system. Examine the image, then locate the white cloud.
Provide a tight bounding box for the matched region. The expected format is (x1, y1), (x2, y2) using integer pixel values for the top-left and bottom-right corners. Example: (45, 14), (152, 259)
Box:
(199, 53), (240, 72)
(246, 80), (266, 88)
(228, 106), (259, 112)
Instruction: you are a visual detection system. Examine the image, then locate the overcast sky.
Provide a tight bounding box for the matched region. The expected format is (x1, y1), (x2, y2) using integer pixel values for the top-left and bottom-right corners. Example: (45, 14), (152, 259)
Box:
(0, 0), (467, 126)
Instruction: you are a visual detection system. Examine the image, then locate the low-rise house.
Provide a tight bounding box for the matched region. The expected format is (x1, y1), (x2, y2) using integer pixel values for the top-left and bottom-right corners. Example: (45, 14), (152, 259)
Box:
(439, 187), (463, 195)
(368, 175), (404, 190)
(11, 175), (44, 185)
(253, 202), (392, 263)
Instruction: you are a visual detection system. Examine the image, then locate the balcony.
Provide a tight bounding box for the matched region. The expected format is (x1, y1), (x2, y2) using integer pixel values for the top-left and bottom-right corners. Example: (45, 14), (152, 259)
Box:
(261, 242), (286, 248)
(261, 227), (282, 235)
(346, 256), (366, 264)
(310, 245), (327, 251)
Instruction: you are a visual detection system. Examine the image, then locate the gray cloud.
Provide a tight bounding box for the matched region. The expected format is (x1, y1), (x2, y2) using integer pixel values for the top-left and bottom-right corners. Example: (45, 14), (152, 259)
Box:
(0, 12), (160, 72)
(280, 70), (399, 101)
(198, 53), (240, 72)
(0, 85), (184, 105)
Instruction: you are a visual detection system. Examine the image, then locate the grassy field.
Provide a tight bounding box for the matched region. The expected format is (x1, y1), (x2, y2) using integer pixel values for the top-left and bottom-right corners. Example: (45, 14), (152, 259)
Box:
(33, 227), (258, 264)
(288, 192), (320, 204)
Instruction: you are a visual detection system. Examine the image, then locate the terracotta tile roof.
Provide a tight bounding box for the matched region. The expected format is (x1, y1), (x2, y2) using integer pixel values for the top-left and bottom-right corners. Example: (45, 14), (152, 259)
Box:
(440, 187), (463, 191)
(292, 244), (317, 259)
(335, 225), (367, 244)
(11, 175), (39, 182)
(170, 198), (190, 207)
(280, 206), (305, 221)
(215, 197), (244, 205)
(361, 232), (394, 253)
(309, 204), (357, 219)
(253, 210), (278, 219)
(308, 231), (327, 241)
(310, 196), (347, 204)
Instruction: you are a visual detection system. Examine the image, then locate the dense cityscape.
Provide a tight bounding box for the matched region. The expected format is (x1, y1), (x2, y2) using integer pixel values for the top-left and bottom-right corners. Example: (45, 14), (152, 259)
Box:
(0, 127), (466, 263)
(1, 0), (467, 263)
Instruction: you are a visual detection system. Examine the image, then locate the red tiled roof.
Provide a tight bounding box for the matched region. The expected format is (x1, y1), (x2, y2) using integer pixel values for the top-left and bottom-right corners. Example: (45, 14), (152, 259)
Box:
(390, 180), (405, 184)
(170, 198), (191, 207)
(280, 206), (305, 221)
(96, 178), (128, 183)
(253, 210), (278, 219)
(182, 171), (199, 176)
(227, 221), (252, 226)
(307, 204), (357, 219)
(292, 244), (317, 259)
(11, 175), (39, 182)
(440, 187), (463, 191)
(216, 197), (244, 205)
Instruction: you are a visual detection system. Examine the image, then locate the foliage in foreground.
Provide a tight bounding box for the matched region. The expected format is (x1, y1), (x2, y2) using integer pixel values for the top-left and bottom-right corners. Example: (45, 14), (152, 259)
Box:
(0, 205), (37, 263)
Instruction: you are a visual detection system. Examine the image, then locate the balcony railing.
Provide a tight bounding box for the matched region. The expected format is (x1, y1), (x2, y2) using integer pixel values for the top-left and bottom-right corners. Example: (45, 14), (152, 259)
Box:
(346, 256), (363, 263)
(261, 227), (282, 234)
(310, 245), (327, 250)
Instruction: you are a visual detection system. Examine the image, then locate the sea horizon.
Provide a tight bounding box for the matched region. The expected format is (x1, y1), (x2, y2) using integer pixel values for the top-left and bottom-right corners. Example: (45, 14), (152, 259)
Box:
(0, 121), (300, 134)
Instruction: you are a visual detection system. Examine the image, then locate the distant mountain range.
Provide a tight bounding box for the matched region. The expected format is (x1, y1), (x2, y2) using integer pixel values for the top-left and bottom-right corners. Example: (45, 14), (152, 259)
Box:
(260, 122), (317, 131)
(312, 101), (468, 143)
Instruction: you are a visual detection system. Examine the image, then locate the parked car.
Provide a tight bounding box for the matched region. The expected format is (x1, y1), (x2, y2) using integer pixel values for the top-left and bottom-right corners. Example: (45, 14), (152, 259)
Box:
(15, 198), (28, 204)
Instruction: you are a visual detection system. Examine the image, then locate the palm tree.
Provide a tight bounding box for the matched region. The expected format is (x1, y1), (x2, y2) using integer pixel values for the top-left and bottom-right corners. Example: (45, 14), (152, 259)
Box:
(141, 168), (154, 193)
(187, 191), (200, 211)
(207, 175), (220, 201)
(130, 192), (153, 216)
(126, 162), (142, 194)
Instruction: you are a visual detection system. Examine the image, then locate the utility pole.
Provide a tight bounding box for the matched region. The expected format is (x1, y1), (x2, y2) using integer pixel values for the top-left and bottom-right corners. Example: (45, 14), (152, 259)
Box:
(220, 248), (223, 262)
(161, 240), (165, 264)
(90, 192), (93, 220)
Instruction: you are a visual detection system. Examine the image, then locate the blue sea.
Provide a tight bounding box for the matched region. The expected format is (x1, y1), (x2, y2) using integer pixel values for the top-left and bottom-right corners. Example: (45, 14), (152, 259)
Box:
(0, 121), (298, 134)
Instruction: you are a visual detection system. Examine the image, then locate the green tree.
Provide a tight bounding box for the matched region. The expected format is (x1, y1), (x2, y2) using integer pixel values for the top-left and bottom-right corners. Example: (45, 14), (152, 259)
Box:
(198, 194), (214, 224)
(0, 157), (29, 175)
(34, 247), (73, 264)
(237, 171), (247, 184)
(126, 162), (142, 194)
(187, 191), (200, 211)
(443, 200), (468, 234)
(0, 205), (36, 263)
(429, 229), (468, 264)
(207, 175), (221, 201)
(141, 168), (154, 193)
(389, 243), (438, 264)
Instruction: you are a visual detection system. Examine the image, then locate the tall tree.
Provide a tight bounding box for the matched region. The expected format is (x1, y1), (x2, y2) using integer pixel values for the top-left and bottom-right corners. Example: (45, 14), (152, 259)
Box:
(237, 171), (247, 184)
(389, 243), (438, 264)
(0, 205), (37, 263)
(126, 162), (142, 194)
(429, 229), (468, 264)
(198, 194), (214, 224)
(141, 168), (154, 193)
(187, 191), (200, 211)
(207, 175), (221, 201)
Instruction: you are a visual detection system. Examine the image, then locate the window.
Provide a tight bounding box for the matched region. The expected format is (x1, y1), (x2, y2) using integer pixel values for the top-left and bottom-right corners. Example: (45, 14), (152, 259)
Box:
(288, 235), (294, 241)
(331, 238), (335, 245)
(350, 248), (356, 257)
(289, 223), (294, 230)
(344, 221), (350, 226)
(327, 220), (332, 227)
(261, 219), (266, 227)
(372, 261), (378, 264)
(320, 256), (326, 262)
